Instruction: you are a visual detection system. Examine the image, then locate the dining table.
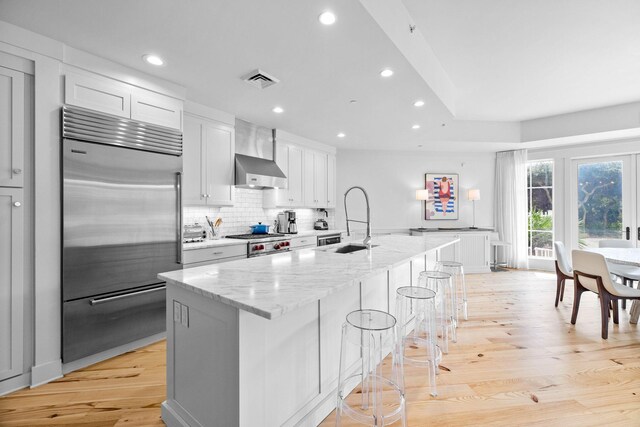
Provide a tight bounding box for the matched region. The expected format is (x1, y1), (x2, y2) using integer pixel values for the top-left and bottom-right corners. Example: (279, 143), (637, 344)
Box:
(586, 247), (640, 324)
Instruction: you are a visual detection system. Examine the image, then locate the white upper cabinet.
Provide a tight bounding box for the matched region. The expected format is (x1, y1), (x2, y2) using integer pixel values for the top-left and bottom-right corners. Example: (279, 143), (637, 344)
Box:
(65, 72), (130, 118)
(0, 66), (24, 188)
(327, 154), (336, 208)
(264, 142), (335, 209)
(204, 123), (235, 206)
(182, 113), (234, 207)
(268, 143), (304, 208)
(131, 88), (183, 130)
(288, 145), (305, 206)
(304, 149), (328, 208)
(65, 72), (183, 130)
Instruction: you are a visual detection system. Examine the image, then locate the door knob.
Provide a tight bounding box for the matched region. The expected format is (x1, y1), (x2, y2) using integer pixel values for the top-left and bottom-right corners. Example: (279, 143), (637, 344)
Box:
(13, 202), (21, 207)
(13, 168), (22, 174)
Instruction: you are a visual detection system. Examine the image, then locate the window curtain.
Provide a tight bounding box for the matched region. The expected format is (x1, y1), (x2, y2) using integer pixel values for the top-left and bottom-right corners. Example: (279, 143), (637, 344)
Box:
(495, 149), (528, 269)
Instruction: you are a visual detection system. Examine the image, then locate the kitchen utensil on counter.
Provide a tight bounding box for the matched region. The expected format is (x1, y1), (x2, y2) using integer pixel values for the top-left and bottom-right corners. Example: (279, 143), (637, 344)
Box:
(250, 223), (270, 234)
(205, 216), (222, 239)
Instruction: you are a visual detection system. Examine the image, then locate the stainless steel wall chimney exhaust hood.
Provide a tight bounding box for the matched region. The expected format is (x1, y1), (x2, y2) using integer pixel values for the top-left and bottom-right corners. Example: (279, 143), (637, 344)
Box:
(234, 118), (287, 189)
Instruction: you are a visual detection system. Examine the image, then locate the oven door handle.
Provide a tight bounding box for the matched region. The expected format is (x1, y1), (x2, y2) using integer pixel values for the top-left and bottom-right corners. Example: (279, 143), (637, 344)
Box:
(89, 285), (166, 306)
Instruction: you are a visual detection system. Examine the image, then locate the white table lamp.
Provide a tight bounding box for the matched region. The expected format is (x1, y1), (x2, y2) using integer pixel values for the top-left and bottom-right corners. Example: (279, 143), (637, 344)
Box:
(468, 189), (480, 229)
(416, 189), (430, 229)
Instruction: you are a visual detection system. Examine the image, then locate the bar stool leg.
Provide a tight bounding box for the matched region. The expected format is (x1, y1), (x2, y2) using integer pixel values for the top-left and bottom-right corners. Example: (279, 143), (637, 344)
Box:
(335, 323), (347, 427)
(460, 267), (468, 320)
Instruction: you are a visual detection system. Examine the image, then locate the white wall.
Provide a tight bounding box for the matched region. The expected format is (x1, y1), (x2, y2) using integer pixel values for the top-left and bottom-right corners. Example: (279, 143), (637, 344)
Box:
(336, 149), (495, 233)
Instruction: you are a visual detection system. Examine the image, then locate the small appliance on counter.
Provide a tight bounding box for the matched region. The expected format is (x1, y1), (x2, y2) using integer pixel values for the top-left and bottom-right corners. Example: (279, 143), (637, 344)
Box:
(276, 212), (287, 234)
(314, 208), (329, 230)
(314, 218), (328, 230)
(284, 210), (297, 234)
(183, 224), (207, 242)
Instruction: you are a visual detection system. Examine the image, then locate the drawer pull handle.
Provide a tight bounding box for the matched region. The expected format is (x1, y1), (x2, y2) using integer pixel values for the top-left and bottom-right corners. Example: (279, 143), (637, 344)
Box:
(89, 285), (166, 305)
(212, 251), (223, 255)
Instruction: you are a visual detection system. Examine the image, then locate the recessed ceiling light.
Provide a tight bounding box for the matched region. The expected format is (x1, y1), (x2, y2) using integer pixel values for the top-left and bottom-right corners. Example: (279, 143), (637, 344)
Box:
(380, 68), (394, 77)
(412, 124), (421, 129)
(337, 132), (346, 138)
(414, 100), (425, 107)
(319, 11), (336, 25)
(272, 106), (284, 114)
(142, 54), (164, 66)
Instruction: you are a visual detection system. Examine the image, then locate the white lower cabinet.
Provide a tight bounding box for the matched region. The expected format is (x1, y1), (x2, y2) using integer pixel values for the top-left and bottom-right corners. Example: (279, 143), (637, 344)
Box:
(182, 244), (247, 268)
(182, 113), (234, 206)
(411, 230), (491, 273)
(0, 188), (23, 381)
(288, 235), (316, 250)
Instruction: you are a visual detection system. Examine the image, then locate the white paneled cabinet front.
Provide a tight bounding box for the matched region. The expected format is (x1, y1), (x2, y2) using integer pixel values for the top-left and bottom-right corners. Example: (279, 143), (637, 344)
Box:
(65, 72), (183, 130)
(0, 66), (25, 188)
(304, 150), (328, 208)
(0, 188), (24, 381)
(327, 154), (336, 208)
(65, 72), (130, 118)
(412, 230), (490, 273)
(131, 88), (182, 130)
(182, 113), (234, 206)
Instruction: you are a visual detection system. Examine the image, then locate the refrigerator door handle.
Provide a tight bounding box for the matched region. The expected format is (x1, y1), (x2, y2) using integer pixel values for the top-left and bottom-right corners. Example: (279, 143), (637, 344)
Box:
(177, 172), (183, 264)
(89, 285), (166, 305)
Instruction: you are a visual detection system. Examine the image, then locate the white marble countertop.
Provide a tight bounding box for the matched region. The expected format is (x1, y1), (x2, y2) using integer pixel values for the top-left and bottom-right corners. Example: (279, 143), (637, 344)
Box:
(161, 235), (457, 320)
(586, 247), (640, 267)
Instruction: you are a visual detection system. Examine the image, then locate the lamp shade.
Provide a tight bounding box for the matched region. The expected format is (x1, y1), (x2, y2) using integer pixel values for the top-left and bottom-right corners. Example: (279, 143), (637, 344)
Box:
(468, 189), (480, 201)
(416, 189), (430, 201)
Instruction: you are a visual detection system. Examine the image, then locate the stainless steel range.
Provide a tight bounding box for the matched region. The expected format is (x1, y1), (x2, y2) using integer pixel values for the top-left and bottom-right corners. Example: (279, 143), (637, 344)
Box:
(226, 233), (292, 257)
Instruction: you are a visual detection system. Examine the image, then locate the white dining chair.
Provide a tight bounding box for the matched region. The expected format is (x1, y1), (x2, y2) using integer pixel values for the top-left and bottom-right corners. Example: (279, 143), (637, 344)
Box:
(553, 241), (572, 307)
(598, 240), (640, 309)
(571, 250), (640, 339)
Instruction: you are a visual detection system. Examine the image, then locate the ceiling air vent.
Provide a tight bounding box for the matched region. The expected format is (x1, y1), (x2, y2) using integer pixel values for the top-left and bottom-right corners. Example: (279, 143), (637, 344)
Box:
(242, 69), (280, 89)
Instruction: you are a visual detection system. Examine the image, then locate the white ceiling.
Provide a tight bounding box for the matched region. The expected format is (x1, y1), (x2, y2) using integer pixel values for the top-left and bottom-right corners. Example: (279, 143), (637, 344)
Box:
(403, 0), (640, 121)
(0, 0), (638, 150)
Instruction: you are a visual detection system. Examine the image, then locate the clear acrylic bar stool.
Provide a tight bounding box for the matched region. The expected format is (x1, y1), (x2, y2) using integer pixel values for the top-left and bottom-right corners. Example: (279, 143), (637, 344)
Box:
(395, 286), (441, 397)
(436, 260), (468, 322)
(336, 309), (406, 427)
(418, 270), (456, 353)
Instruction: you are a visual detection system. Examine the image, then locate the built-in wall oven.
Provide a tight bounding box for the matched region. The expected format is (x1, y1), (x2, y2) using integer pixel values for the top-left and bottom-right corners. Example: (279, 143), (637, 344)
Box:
(61, 105), (182, 363)
(317, 233), (341, 246)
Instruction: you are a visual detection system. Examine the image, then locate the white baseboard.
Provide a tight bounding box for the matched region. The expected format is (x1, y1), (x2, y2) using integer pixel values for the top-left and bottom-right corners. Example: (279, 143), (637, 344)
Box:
(30, 359), (62, 388)
(62, 332), (165, 375)
(0, 372), (31, 396)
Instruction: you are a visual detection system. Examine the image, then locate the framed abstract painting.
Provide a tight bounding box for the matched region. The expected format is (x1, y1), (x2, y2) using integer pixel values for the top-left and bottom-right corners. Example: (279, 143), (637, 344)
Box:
(425, 173), (459, 220)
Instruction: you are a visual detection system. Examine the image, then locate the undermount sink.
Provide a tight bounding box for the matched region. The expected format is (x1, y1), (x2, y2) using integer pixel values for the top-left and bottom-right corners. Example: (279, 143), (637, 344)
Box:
(324, 244), (379, 254)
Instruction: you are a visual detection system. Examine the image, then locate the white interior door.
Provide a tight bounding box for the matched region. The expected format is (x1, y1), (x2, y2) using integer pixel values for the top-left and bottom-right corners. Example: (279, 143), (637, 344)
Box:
(570, 155), (635, 248)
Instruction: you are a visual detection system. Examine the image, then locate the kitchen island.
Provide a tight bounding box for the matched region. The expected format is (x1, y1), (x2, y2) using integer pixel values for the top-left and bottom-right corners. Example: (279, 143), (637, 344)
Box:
(159, 235), (457, 427)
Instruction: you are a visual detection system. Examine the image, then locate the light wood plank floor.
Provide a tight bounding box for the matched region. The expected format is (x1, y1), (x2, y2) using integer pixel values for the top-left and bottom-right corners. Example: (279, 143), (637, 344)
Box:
(1, 270), (639, 426)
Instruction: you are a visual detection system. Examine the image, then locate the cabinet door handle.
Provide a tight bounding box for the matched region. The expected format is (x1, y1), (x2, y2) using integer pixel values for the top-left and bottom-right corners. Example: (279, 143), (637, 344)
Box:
(13, 201), (21, 207)
(626, 226), (630, 240)
(212, 251), (223, 255)
(13, 168), (22, 174)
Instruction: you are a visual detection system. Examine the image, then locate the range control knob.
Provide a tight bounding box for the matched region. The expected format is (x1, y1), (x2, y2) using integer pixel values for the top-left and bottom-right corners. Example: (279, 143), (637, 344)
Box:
(258, 244), (265, 250)
(274, 243), (281, 250)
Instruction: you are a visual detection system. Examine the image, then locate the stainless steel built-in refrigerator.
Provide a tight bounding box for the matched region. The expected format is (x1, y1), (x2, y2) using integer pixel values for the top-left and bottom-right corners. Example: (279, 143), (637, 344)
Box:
(61, 105), (182, 362)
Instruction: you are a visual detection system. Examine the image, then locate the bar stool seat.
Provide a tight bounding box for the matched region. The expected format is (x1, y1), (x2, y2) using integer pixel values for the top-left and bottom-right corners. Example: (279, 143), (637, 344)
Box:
(396, 286), (441, 397)
(336, 309), (406, 426)
(436, 260), (468, 321)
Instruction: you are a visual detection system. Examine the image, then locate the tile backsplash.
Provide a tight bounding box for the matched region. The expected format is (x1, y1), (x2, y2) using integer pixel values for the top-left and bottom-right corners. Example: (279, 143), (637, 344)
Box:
(183, 188), (335, 236)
